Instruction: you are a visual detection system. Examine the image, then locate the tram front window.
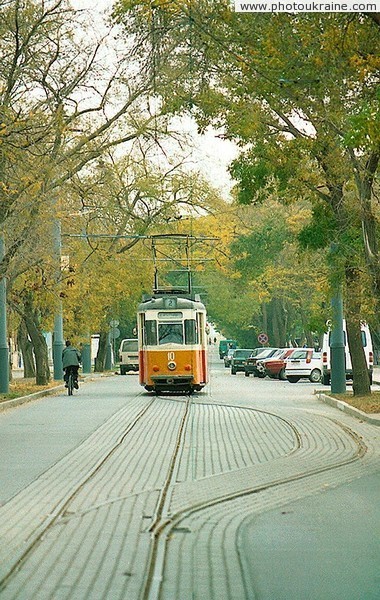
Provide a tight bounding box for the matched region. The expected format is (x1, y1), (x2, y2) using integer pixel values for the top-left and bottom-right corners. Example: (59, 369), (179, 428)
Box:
(185, 319), (198, 344)
(158, 323), (183, 345)
(145, 320), (158, 345)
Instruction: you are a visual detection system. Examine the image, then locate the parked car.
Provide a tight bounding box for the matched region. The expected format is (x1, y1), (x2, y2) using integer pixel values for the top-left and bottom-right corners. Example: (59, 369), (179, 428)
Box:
(219, 339), (238, 359)
(257, 348), (296, 380)
(119, 338), (139, 375)
(230, 349), (255, 374)
(224, 348), (235, 368)
(244, 348), (279, 377)
(321, 320), (373, 385)
(285, 348), (322, 383)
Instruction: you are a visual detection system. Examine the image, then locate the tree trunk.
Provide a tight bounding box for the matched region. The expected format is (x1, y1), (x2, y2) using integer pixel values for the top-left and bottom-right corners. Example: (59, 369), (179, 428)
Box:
(23, 296), (50, 385)
(345, 266), (371, 396)
(269, 298), (287, 347)
(17, 320), (36, 378)
(357, 152), (380, 313)
(94, 331), (108, 372)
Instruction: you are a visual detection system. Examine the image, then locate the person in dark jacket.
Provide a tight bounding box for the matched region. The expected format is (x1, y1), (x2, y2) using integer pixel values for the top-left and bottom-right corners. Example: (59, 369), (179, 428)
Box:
(62, 340), (81, 389)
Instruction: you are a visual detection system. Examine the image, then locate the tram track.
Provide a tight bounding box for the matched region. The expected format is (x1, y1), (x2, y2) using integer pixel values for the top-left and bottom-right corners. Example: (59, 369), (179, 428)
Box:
(138, 396), (369, 600)
(0, 389), (374, 600)
(0, 394), (157, 592)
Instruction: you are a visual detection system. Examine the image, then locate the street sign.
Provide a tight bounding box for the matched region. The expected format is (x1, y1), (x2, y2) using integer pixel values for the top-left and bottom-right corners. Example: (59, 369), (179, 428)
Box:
(110, 327), (120, 340)
(258, 332), (268, 344)
(110, 319), (119, 328)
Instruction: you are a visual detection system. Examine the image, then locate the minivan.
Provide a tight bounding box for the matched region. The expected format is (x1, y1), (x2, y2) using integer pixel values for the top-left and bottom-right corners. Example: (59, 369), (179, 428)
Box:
(119, 338), (139, 375)
(321, 321), (373, 385)
(218, 339), (238, 359)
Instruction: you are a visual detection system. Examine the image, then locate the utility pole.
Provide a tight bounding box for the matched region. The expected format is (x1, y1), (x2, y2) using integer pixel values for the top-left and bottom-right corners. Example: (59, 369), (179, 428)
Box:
(330, 287), (346, 394)
(52, 219), (64, 380)
(81, 337), (92, 373)
(0, 235), (9, 393)
(329, 244), (346, 394)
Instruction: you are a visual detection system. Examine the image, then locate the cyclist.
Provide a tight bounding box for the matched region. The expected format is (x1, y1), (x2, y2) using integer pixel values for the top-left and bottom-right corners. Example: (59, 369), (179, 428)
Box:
(62, 340), (81, 389)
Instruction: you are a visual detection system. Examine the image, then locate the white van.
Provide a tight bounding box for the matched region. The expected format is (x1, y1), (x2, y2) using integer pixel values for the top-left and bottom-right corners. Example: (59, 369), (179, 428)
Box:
(119, 338), (139, 375)
(321, 321), (373, 385)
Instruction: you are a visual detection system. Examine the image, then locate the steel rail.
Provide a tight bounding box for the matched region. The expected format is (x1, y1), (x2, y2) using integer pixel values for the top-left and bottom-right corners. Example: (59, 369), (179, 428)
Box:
(0, 395), (156, 592)
(139, 398), (368, 600)
(0, 393), (369, 599)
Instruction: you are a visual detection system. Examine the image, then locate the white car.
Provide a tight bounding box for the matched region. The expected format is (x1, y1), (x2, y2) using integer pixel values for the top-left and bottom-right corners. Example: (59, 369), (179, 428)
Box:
(285, 348), (322, 383)
(224, 348), (235, 368)
(321, 320), (373, 385)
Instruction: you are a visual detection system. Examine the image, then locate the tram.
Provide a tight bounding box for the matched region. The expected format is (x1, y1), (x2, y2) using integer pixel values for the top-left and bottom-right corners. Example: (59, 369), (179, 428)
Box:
(137, 289), (209, 394)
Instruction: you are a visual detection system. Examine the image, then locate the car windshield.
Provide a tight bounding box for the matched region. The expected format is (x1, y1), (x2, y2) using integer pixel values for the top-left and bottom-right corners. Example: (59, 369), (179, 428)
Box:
(233, 350), (252, 358)
(257, 348), (276, 359)
(290, 349), (320, 360)
(290, 349), (308, 360)
(121, 340), (138, 352)
(271, 349), (283, 358)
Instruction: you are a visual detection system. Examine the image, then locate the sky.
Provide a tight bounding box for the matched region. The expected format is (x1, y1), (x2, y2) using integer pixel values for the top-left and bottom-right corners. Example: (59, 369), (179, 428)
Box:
(70, 0), (238, 198)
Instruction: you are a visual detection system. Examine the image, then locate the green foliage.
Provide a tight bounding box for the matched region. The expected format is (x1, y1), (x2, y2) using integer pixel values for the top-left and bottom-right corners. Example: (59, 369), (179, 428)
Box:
(298, 203), (337, 250)
(230, 144), (294, 205)
(231, 214), (287, 278)
(344, 92), (380, 150)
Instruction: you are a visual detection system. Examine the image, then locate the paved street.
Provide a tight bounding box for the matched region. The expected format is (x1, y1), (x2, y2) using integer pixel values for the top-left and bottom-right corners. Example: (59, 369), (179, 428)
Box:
(0, 352), (379, 599)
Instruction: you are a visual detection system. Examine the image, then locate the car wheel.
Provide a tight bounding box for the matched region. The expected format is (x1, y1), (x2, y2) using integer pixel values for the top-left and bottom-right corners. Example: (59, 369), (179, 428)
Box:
(120, 367), (126, 375)
(245, 371), (250, 377)
(278, 367), (287, 380)
(322, 373), (330, 385)
(257, 371), (266, 378)
(309, 368), (322, 383)
(287, 376), (301, 383)
(231, 369), (236, 375)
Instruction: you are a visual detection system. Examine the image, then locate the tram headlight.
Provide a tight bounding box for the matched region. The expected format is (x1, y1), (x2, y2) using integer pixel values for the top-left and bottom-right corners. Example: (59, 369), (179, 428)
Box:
(168, 361), (176, 371)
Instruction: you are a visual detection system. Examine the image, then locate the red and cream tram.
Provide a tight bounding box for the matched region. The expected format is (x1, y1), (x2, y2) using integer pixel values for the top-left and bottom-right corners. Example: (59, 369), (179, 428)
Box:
(137, 292), (208, 393)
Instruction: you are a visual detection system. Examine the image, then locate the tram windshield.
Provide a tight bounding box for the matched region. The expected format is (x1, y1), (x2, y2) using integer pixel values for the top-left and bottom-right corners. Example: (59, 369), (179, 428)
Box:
(144, 319), (199, 345)
(159, 323), (183, 344)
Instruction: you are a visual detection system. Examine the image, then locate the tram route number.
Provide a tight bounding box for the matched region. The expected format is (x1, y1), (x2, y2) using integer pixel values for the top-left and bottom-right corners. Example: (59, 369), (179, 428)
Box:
(168, 352), (175, 360)
(258, 332), (268, 344)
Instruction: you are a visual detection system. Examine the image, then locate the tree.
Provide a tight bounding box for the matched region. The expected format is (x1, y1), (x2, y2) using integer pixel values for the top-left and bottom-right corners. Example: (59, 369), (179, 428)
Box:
(114, 4), (380, 394)
(0, 0), (209, 382)
(57, 144), (225, 370)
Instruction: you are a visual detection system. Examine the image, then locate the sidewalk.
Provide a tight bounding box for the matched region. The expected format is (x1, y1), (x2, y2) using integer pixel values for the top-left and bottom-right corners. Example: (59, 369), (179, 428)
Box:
(1, 371), (108, 413)
(317, 364), (380, 427)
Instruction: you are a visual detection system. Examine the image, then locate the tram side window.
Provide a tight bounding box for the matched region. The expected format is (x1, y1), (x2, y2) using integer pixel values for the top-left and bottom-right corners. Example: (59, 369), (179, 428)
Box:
(145, 320), (158, 345)
(185, 319), (198, 345)
(197, 313), (205, 345)
(158, 323), (183, 344)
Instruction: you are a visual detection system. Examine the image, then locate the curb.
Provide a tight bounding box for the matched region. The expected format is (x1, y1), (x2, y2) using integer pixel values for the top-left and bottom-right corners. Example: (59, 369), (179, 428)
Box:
(0, 373), (112, 413)
(0, 385), (65, 412)
(317, 392), (380, 427)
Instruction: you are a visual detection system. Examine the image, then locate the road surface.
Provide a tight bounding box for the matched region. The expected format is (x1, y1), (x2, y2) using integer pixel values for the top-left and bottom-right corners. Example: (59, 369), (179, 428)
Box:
(0, 351), (379, 599)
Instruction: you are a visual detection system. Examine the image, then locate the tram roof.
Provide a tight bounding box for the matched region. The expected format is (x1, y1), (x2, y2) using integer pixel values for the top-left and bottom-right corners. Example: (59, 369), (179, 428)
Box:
(138, 292), (205, 311)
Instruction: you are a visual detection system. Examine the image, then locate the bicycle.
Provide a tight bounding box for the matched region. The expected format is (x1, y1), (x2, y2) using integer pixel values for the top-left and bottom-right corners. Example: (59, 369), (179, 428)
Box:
(66, 366), (79, 396)
(67, 370), (74, 396)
